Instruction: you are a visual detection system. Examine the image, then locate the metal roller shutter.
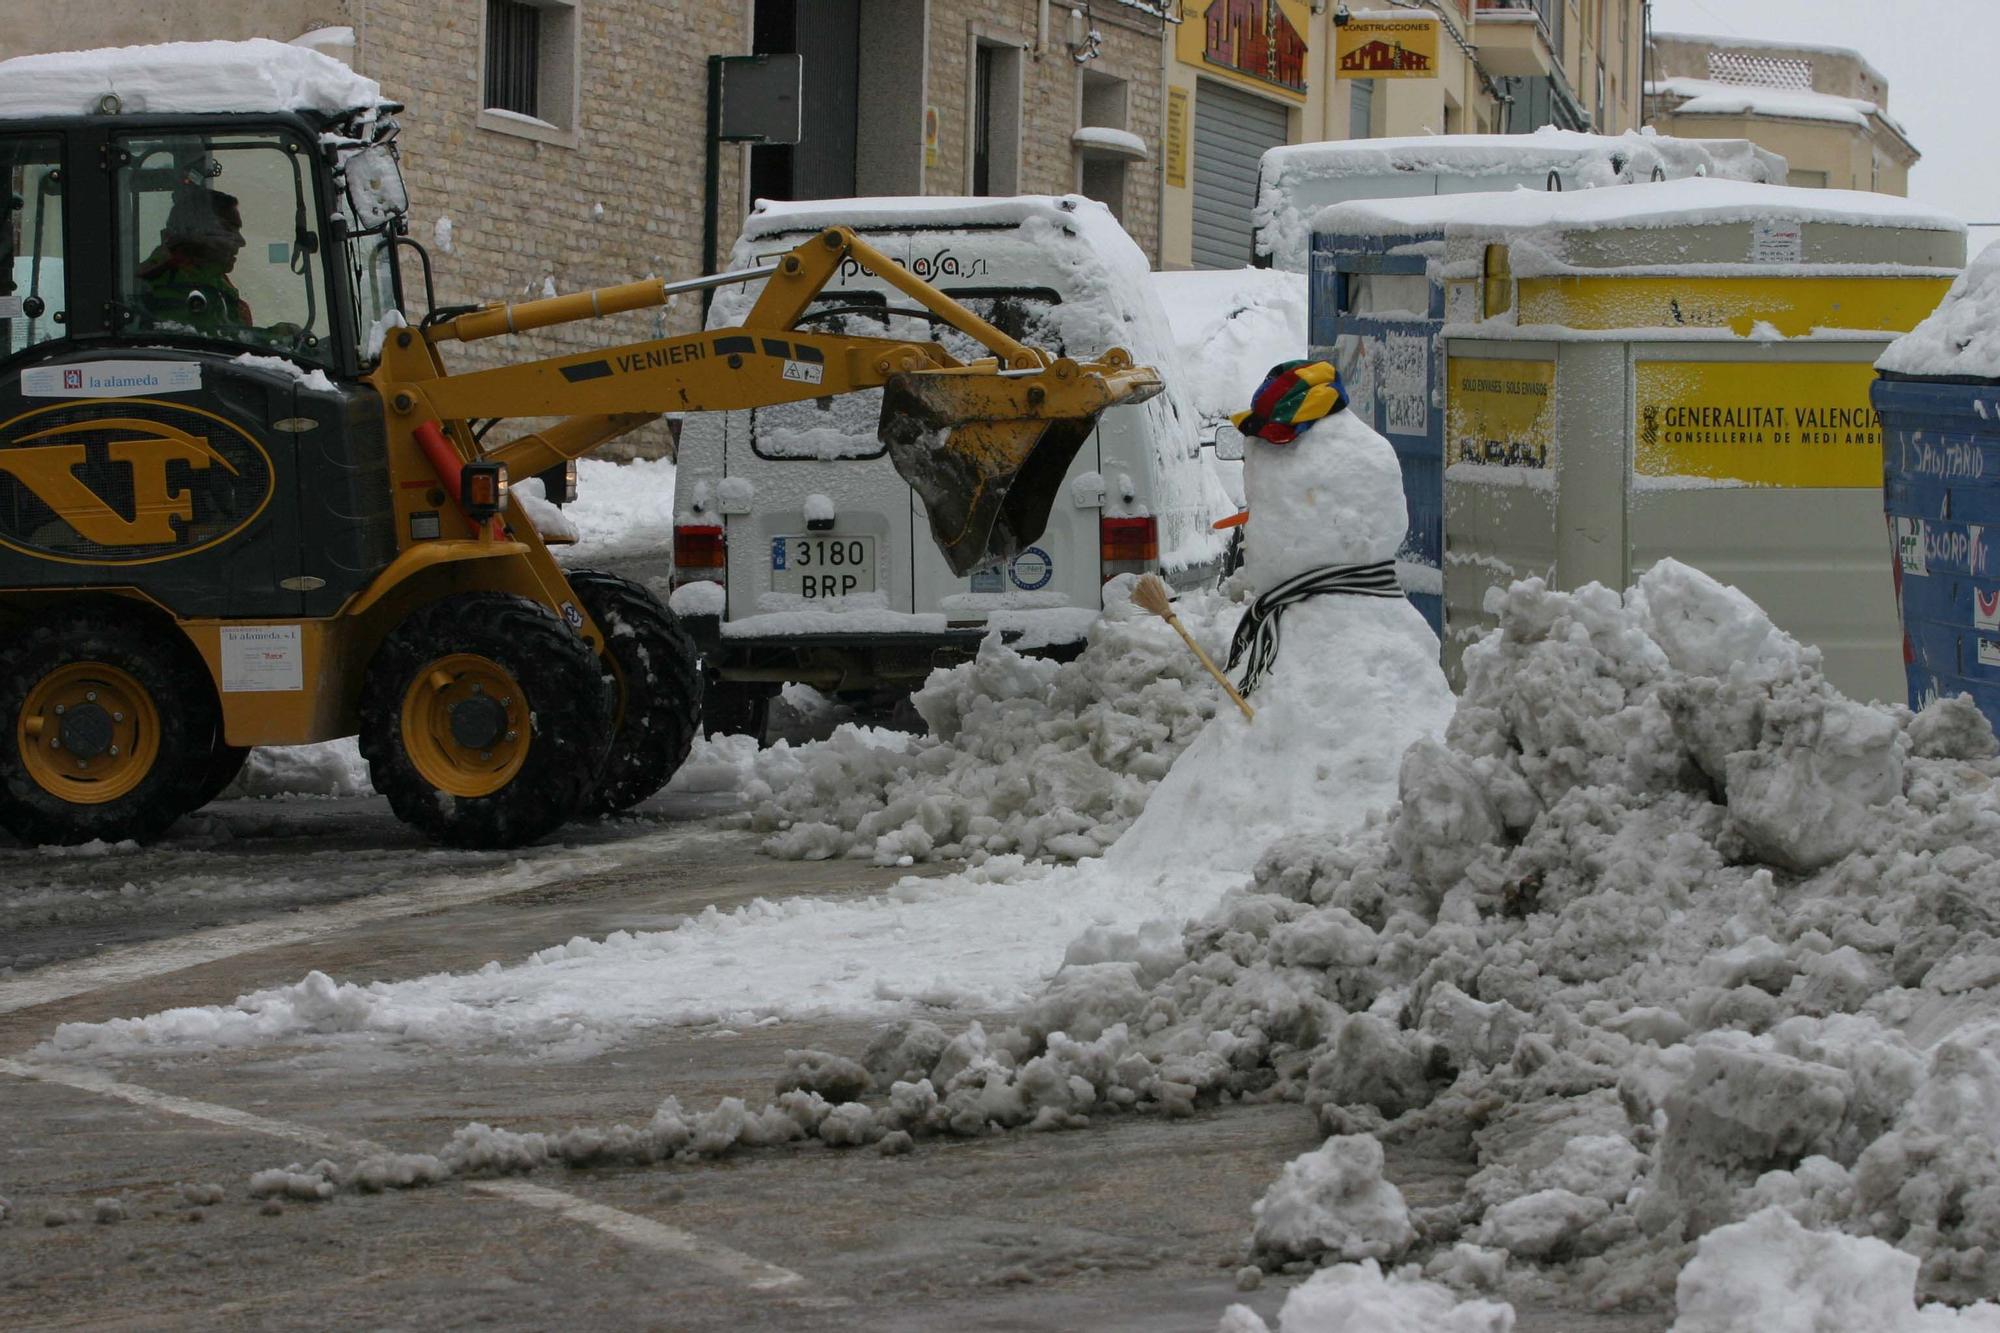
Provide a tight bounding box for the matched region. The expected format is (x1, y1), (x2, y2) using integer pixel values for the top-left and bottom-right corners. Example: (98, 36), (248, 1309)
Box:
(1192, 78), (1289, 270)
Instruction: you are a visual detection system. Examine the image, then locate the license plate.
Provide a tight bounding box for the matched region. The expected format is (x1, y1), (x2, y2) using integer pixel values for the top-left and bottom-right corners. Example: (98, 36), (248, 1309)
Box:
(770, 534), (876, 598)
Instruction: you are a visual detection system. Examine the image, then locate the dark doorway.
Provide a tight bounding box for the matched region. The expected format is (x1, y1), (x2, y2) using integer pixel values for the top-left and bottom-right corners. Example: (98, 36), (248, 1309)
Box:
(751, 0), (860, 202)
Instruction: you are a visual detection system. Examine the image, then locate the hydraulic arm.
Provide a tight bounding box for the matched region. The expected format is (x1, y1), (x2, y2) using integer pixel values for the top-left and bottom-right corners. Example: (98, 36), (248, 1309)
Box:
(389, 226), (1163, 574)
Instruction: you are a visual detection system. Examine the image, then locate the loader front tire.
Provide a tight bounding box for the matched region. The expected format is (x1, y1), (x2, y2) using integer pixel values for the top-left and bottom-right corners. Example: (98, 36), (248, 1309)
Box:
(361, 593), (612, 848)
(568, 570), (703, 815)
(0, 605), (217, 846)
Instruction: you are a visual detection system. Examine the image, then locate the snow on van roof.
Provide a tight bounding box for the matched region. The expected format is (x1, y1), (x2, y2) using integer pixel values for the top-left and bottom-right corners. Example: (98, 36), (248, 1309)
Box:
(1254, 128), (1784, 271)
(1311, 177), (1962, 241)
(0, 38), (384, 120)
(1877, 244), (2000, 380)
(740, 194), (1103, 237)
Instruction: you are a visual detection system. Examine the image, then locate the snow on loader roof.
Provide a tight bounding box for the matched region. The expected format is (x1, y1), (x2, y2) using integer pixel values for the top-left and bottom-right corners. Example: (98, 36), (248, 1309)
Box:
(0, 38), (385, 120)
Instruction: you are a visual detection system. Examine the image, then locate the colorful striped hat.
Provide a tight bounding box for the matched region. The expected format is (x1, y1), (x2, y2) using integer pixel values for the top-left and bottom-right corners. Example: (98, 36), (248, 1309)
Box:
(1230, 360), (1348, 445)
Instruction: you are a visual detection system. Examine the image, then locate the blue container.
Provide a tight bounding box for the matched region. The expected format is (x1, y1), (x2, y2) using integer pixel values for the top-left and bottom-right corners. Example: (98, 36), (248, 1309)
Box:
(1308, 229), (1445, 637)
(1874, 374), (2000, 730)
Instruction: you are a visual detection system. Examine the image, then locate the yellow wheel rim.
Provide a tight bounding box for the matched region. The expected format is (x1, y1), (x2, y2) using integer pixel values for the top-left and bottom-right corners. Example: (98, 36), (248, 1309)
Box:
(18, 662), (161, 805)
(399, 653), (530, 799)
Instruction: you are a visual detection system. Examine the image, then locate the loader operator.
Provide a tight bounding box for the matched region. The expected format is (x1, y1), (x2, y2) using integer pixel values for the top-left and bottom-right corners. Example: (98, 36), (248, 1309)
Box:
(137, 187), (254, 333)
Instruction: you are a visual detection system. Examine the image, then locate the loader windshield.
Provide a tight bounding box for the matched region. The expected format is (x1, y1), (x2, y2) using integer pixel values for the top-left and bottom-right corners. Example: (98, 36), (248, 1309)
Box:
(113, 130), (336, 365)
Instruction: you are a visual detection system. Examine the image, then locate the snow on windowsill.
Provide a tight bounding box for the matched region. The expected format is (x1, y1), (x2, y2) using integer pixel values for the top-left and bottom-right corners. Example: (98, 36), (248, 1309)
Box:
(477, 106), (575, 148)
(1072, 126), (1149, 161)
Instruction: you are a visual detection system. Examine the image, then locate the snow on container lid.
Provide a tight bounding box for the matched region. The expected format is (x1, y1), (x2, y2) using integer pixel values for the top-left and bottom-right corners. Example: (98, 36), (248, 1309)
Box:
(1316, 178), (1963, 279)
(1876, 246), (2000, 382)
(1256, 128), (1786, 270)
(0, 39), (385, 120)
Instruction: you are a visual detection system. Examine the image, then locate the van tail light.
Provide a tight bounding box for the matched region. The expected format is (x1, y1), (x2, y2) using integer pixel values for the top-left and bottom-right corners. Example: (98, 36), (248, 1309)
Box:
(672, 523), (726, 591)
(1100, 515), (1158, 582)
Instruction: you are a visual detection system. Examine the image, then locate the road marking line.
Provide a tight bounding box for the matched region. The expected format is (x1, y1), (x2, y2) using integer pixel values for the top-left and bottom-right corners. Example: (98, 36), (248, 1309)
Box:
(0, 837), (668, 1017)
(468, 1179), (806, 1290)
(0, 1056), (811, 1295)
(0, 1056), (377, 1156)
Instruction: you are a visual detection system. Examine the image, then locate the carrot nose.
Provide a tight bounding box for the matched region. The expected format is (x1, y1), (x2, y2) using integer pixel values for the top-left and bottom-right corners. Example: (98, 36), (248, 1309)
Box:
(1212, 510), (1249, 531)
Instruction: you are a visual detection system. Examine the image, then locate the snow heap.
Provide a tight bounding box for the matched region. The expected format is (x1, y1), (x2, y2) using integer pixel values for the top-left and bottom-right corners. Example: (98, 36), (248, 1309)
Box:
(1877, 243), (2000, 381)
(225, 738), (373, 801)
(744, 575), (1240, 864)
(198, 557), (2000, 1331)
(0, 39), (385, 120)
(1220, 1260), (1514, 1333)
(1672, 1207), (2000, 1333)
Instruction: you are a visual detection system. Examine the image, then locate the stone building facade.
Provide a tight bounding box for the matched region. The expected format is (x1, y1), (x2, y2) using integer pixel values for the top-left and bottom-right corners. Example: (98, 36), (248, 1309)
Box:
(1161, 0), (1653, 269)
(1645, 32), (1917, 195)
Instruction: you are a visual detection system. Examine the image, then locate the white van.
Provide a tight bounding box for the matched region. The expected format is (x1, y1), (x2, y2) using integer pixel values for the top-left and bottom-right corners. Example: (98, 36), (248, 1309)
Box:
(671, 195), (1233, 733)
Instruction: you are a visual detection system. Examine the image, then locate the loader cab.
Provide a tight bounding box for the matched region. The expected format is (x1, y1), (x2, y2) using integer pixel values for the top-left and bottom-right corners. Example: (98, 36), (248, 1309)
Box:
(1, 109), (408, 619)
(3, 109), (403, 378)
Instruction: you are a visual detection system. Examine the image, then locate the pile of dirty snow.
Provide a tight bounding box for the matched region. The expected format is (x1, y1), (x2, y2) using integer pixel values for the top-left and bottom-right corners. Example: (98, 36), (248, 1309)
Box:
(742, 575), (1242, 864)
(278, 558), (2000, 1327)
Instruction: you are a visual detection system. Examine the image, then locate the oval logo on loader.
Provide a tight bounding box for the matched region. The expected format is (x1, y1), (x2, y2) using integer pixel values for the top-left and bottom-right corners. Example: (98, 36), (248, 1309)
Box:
(0, 398), (275, 565)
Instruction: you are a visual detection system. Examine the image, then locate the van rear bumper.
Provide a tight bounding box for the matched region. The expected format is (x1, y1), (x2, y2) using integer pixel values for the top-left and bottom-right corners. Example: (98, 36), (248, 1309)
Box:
(681, 617), (1084, 691)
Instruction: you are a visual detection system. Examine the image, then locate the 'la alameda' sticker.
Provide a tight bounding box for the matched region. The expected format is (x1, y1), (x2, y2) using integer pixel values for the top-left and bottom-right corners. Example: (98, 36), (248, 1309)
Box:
(21, 361), (203, 399)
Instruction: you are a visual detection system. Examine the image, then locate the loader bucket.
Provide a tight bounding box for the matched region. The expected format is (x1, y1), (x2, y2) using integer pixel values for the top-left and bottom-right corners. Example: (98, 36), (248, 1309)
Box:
(879, 356), (1164, 576)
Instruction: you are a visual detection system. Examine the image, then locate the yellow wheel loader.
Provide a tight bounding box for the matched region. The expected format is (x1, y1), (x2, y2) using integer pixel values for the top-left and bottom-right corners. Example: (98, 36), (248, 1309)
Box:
(0, 79), (1160, 848)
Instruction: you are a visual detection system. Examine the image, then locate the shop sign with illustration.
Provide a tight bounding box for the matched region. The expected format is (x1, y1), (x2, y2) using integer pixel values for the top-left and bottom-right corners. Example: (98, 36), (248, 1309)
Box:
(1634, 361), (1881, 488)
(1335, 16), (1439, 80)
(1447, 358), (1555, 469)
(1179, 0), (1312, 102)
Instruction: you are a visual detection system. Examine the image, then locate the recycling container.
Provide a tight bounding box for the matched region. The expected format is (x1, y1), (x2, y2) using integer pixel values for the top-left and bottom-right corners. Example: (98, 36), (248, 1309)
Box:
(1875, 374), (2000, 729)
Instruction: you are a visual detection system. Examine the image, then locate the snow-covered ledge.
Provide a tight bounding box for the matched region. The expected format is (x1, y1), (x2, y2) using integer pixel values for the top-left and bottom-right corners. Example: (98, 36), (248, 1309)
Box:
(1071, 126), (1149, 161)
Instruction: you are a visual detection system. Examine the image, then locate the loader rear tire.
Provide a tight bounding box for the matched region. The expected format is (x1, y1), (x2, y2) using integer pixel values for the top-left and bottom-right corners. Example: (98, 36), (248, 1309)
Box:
(0, 605), (217, 846)
(360, 593), (612, 848)
(568, 570), (703, 815)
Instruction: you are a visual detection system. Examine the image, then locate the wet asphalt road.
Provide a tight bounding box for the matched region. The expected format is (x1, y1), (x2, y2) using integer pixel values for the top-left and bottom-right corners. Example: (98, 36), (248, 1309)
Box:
(0, 791), (1671, 1332)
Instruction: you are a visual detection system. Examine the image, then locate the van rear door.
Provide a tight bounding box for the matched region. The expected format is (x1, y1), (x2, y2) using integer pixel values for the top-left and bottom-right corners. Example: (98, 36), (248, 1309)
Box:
(903, 288), (1102, 635)
(721, 292), (921, 626)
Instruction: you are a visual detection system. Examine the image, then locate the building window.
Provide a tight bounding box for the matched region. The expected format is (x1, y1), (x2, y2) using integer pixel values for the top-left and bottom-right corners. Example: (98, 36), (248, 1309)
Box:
(1077, 70), (1130, 221)
(970, 37), (1023, 196)
(486, 0), (542, 117)
(479, 0), (580, 146)
(1349, 78), (1375, 138)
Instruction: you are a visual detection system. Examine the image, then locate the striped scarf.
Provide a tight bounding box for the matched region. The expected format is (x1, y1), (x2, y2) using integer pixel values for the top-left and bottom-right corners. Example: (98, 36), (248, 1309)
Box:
(1224, 561), (1404, 696)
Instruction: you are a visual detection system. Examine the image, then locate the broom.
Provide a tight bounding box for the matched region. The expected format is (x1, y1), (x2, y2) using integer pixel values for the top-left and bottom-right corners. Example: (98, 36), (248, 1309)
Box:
(1131, 574), (1255, 722)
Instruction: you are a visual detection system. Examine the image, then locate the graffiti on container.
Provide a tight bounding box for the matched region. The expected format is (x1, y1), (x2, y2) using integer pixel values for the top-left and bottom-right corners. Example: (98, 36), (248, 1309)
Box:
(1907, 438), (1988, 482)
(1380, 333), (1429, 436)
(1922, 522), (1993, 578)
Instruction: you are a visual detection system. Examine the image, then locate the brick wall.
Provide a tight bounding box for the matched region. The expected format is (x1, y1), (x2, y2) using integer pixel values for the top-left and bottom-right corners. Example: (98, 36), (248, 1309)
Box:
(346, 0), (750, 458)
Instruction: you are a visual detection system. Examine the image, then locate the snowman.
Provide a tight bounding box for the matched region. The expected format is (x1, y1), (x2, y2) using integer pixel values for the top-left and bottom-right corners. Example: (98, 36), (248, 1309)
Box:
(1106, 360), (1456, 879)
